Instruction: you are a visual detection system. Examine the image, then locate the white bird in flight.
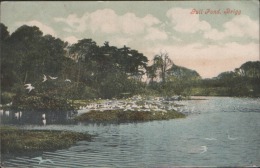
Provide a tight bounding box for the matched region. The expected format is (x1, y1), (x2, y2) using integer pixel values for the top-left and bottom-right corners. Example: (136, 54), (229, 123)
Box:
(204, 138), (217, 141)
(24, 84), (35, 93)
(49, 75), (58, 80)
(42, 74), (47, 82)
(227, 131), (239, 140)
(33, 156), (54, 164)
(65, 79), (71, 82)
(228, 134), (239, 140)
(200, 146), (208, 154)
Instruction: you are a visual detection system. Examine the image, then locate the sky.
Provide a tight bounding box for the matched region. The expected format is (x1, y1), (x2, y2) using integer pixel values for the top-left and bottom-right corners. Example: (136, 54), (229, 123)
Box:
(1, 1), (259, 78)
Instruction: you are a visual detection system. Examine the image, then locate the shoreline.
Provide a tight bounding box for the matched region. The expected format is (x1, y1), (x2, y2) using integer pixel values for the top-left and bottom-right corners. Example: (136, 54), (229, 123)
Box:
(0, 126), (92, 160)
(74, 109), (185, 123)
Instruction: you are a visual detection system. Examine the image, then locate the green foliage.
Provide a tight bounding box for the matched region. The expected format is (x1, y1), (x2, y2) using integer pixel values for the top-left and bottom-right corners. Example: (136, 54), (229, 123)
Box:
(99, 72), (145, 98)
(167, 64), (201, 80)
(192, 62), (260, 97)
(0, 92), (15, 105)
(149, 52), (173, 84)
(11, 94), (74, 111)
(1, 22), (259, 111)
(238, 61), (260, 78)
(1, 24), (150, 109)
(8, 77), (77, 111)
(0, 126), (92, 154)
(74, 109), (185, 123)
(147, 63), (201, 97)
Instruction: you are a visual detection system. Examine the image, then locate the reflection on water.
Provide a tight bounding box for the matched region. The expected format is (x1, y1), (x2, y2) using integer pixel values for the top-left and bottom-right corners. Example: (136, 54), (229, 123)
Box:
(1, 97), (260, 167)
(0, 110), (77, 125)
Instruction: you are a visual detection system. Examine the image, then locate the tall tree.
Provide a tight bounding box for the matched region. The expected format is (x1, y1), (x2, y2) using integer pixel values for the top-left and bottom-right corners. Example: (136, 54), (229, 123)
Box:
(117, 45), (148, 78)
(68, 39), (98, 87)
(153, 51), (173, 83)
(98, 42), (119, 73)
(1, 23), (12, 91)
(8, 25), (44, 84)
(146, 65), (157, 83)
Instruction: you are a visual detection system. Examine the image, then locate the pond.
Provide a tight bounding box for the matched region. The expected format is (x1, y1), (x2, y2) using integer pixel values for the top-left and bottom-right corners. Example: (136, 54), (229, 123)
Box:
(1, 97), (260, 167)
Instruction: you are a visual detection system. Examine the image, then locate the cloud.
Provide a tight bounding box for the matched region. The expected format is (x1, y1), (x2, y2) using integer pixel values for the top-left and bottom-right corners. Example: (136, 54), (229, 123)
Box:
(166, 8), (211, 33)
(141, 42), (259, 78)
(204, 15), (259, 40)
(54, 9), (167, 47)
(15, 20), (56, 37)
(88, 9), (118, 34)
(204, 28), (226, 40)
(165, 8), (258, 41)
(144, 27), (168, 41)
(171, 35), (182, 42)
(112, 37), (133, 47)
(64, 36), (78, 44)
(143, 14), (161, 26)
(54, 13), (89, 33)
(121, 13), (146, 35)
(224, 15), (259, 40)
(54, 9), (161, 36)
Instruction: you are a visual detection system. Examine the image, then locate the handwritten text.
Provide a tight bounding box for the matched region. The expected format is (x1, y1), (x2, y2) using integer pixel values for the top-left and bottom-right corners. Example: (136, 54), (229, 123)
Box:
(190, 8), (241, 15)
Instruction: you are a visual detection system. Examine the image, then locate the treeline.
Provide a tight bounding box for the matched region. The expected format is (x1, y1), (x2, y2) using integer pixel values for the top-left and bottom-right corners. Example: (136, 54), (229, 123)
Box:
(1, 23), (152, 106)
(191, 61), (260, 97)
(1, 23), (259, 108)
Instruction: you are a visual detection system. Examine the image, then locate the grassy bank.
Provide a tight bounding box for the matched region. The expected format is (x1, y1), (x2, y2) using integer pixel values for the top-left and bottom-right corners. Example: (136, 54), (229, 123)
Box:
(191, 86), (260, 97)
(0, 126), (92, 155)
(74, 109), (185, 123)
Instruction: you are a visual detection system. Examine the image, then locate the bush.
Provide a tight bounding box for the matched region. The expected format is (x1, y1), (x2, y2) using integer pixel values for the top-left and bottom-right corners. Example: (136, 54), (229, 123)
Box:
(11, 93), (74, 111)
(0, 126), (92, 154)
(75, 109), (185, 123)
(1, 92), (15, 105)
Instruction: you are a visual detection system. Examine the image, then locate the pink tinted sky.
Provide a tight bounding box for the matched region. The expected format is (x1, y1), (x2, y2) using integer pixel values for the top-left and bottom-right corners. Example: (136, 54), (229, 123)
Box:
(1, 1), (259, 78)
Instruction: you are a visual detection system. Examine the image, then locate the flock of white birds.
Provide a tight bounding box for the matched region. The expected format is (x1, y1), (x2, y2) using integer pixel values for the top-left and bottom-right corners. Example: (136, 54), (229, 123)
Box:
(24, 74), (71, 93)
(76, 95), (185, 115)
(2, 73), (197, 126)
(0, 94), (189, 126)
(21, 74), (192, 116)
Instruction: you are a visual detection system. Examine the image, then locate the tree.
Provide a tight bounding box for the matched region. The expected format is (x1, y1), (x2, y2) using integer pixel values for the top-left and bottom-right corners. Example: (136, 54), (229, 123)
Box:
(152, 51), (173, 84)
(1, 23), (13, 91)
(8, 25), (44, 84)
(116, 46), (148, 77)
(40, 35), (68, 76)
(146, 65), (157, 83)
(239, 61), (260, 78)
(167, 64), (201, 81)
(2, 24), (154, 102)
(68, 39), (98, 87)
(97, 42), (119, 74)
(127, 49), (148, 80)
(7, 25), (68, 86)
(165, 64), (201, 96)
(0, 23), (9, 40)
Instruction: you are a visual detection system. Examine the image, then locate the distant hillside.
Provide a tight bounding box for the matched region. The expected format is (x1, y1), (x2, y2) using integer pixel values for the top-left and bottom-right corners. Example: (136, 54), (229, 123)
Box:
(167, 64), (201, 80)
(191, 61), (260, 97)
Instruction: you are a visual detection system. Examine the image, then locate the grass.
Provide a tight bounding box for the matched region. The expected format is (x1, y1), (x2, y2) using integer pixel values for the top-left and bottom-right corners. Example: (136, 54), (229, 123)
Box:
(74, 109), (185, 123)
(0, 126), (92, 155)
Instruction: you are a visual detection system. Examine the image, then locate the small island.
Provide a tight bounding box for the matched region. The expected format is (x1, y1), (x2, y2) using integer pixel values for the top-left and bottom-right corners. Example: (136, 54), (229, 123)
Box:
(0, 126), (92, 157)
(75, 109), (185, 123)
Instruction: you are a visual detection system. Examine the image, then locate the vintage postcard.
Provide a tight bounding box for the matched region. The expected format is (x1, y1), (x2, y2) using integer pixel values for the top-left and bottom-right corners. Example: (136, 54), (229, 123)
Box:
(1, 1), (259, 167)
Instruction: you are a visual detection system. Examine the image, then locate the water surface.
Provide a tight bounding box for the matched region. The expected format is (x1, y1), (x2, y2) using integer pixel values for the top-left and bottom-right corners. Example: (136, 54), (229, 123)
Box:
(2, 97), (260, 167)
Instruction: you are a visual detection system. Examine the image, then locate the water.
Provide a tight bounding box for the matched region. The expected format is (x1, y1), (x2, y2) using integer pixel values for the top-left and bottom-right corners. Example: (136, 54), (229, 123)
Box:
(2, 97), (260, 167)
